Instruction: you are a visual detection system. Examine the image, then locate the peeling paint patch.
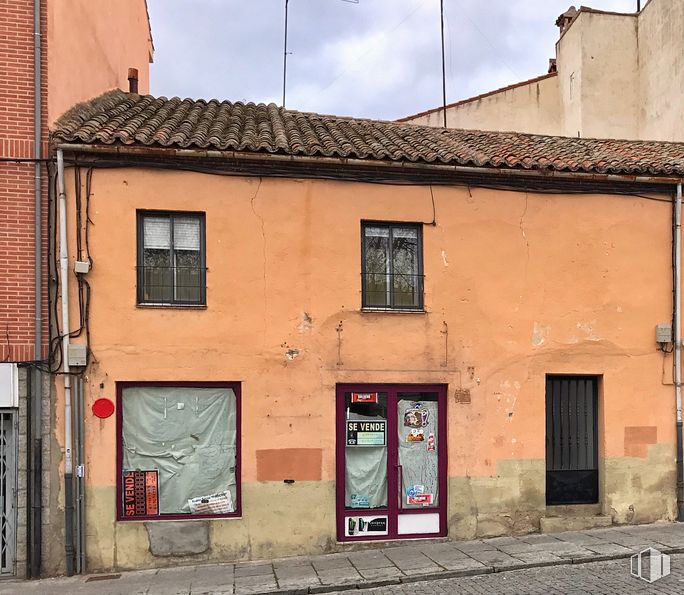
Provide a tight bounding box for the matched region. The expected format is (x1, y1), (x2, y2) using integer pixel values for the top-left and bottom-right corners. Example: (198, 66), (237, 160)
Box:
(577, 320), (600, 341)
(286, 348), (301, 361)
(454, 388), (471, 403)
(256, 448), (322, 481)
(496, 379), (520, 421)
(624, 426), (657, 458)
(441, 250), (449, 267)
(297, 312), (313, 334)
(532, 322), (549, 347)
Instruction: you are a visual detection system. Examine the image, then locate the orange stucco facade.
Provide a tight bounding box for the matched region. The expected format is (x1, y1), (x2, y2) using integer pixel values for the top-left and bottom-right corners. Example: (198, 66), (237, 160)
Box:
(53, 163), (677, 572)
(47, 0), (153, 123)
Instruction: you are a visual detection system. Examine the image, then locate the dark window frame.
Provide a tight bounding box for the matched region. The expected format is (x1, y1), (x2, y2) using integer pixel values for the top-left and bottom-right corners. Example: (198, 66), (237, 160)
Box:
(116, 380), (242, 521)
(361, 221), (424, 311)
(136, 210), (207, 306)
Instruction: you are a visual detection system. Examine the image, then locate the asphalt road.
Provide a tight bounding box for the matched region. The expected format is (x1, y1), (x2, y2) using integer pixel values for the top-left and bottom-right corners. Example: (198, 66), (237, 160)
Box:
(346, 553), (684, 595)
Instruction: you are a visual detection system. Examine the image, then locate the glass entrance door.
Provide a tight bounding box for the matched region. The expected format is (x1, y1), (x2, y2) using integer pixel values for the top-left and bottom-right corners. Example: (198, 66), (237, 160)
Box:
(336, 384), (447, 542)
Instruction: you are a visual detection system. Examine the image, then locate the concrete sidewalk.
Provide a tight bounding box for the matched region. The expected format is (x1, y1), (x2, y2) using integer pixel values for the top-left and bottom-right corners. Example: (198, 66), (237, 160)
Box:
(4, 521), (684, 594)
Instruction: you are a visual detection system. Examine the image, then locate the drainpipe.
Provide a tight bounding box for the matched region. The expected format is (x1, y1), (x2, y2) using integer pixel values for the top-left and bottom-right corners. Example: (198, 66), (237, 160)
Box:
(30, 0), (43, 578)
(676, 183), (684, 521)
(57, 149), (75, 574)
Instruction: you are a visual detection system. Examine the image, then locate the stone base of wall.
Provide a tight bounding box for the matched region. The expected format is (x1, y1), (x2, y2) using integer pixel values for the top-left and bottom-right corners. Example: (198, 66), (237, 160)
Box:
(15, 367), (55, 578)
(447, 444), (675, 541)
(84, 481), (336, 572)
(75, 445), (676, 573)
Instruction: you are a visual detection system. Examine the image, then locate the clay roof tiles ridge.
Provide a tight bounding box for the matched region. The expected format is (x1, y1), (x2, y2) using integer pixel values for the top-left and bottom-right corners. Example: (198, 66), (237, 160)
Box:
(51, 89), (684, 178)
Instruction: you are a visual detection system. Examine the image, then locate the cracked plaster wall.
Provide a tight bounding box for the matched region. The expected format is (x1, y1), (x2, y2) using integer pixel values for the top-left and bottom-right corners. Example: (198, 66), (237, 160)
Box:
(52, 169), (677, 570)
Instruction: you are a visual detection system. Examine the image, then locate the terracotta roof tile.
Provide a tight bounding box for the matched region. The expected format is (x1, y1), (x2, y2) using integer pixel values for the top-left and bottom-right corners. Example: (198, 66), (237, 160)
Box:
(52, 90), (684, 177)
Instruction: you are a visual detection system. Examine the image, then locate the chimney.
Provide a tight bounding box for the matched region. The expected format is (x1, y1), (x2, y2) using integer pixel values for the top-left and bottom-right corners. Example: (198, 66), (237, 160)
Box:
(127, 68), (139, 94)
(555, 6), (578, 36)
(548, 58), (557, 74)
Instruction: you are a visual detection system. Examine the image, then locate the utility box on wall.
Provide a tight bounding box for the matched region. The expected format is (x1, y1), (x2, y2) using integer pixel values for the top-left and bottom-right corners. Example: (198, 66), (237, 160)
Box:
(656, 324), (673, 344)
(68, 344), (88, 367)
(0, 364), (18, 408)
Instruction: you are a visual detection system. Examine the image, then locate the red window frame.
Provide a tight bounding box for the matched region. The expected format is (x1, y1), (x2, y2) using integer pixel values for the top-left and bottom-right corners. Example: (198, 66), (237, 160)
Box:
(335, 383), (448, 542)
(116, 381), (242, 521)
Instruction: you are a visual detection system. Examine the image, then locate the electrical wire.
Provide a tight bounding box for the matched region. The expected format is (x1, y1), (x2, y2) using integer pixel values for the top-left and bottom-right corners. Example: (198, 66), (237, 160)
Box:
(64, 154), (676, 202)
(312, 0), (427, 101)
(0, 157), (53, 163)
(29, 164), (91, 376)
(27, 152), (677, 377)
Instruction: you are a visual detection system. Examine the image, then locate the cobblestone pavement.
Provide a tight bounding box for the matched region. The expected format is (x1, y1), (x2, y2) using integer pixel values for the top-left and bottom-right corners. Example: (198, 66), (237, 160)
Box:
(351, 554), (684, 595)
(3, 521), (684, 594)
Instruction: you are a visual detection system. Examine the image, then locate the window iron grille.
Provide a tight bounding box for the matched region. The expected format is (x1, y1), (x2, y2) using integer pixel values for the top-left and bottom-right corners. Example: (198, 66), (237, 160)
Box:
(137, 211), (206, 306)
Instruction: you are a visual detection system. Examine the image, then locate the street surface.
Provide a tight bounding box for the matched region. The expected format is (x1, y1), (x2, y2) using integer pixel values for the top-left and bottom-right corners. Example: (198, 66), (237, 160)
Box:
(349, 554), (684, 594)
(3, 521), (684, 594)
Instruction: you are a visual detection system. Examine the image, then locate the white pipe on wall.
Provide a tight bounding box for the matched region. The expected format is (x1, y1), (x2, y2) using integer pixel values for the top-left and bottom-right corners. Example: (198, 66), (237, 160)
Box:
(57, 149), (75, 573)
(675, 183), (683, 521)
(57, 150), (71, 472)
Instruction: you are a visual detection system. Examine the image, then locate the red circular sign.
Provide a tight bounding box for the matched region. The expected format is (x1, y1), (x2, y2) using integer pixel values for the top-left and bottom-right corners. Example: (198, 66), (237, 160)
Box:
(92, 398), (115, 419)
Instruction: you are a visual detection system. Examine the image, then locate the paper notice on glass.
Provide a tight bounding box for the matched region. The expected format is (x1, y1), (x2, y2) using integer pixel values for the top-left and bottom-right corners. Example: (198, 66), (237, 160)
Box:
(187, 490), (234, 514)
(346, 420), (386, 446)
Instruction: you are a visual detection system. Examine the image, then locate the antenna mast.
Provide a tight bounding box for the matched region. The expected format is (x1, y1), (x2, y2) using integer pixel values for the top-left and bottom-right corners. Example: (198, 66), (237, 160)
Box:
(440, 0), (447, 127)
(283, 0), (289, 107)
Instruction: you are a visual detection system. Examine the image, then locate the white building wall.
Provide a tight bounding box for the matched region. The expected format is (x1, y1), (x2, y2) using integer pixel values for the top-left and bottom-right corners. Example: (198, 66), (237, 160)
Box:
(402, 0), (682, 143)
(638, 0), (684, 141)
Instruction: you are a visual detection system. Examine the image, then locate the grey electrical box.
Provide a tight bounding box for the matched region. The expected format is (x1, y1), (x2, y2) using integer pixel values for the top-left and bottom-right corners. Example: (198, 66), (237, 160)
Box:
(67, 344), (88, 367)
(656, 323), (673, 344)
(74, 260), (91, 274)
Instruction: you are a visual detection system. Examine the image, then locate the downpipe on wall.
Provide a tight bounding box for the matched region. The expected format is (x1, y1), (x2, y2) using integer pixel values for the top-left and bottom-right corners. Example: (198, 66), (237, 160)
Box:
(30, 0), (43, 578)
(676, 182), (684, 522)
(57, 149), (75, 575)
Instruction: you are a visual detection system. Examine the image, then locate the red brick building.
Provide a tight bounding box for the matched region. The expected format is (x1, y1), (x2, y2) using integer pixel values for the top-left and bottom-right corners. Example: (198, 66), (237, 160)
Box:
(0, 0), (48, 363)
(0, 0), (152, 577)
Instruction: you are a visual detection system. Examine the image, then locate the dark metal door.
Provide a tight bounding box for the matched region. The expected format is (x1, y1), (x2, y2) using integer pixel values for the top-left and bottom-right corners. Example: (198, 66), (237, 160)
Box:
(0, 411), (16, 575)
(546, 377), (598, 505)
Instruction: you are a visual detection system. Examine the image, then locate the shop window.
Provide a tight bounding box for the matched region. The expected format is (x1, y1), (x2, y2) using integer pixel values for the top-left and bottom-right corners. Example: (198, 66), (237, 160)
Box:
(345, 392), (389, 510)
(137, 211), (206, 305)
(362, 222), (423, 310)
(118, 383), (240, 520)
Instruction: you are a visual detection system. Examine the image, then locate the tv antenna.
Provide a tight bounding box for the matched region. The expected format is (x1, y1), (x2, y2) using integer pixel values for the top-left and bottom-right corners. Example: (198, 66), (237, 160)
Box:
(282, 0), (359, 108)
(440, 0), (447, 127)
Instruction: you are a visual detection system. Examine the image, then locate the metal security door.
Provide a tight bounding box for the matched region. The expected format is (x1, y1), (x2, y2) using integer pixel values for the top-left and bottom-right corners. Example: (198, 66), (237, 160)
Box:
(546, 377), (599, 505)
(0, 411), (16, 575)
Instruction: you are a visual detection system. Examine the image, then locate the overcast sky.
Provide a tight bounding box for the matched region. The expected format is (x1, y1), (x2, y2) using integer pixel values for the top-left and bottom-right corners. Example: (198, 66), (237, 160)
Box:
(147, 0), (638, 120)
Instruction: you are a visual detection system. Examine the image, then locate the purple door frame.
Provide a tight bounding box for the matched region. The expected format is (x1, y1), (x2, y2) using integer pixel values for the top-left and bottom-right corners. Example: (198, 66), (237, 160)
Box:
(336, 383), (448, 542)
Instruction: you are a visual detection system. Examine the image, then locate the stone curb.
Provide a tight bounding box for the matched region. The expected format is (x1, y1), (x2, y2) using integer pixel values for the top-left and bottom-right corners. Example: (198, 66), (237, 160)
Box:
(492, 560), (571, 572)
(245, 550), (644, 594)
(570, 553), (632, 564)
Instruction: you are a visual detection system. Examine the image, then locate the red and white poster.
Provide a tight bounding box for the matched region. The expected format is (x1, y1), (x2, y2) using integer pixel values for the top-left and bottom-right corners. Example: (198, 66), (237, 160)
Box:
(351, 392), (378, 404)
(123, 470), (159, 517)
(407, 493), (433, 506)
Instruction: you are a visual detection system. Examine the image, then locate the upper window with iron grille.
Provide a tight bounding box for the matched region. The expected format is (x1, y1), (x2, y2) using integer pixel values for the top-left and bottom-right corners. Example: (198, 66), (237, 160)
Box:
(361, 222), (424, 310)
(137, 211), (206, 305)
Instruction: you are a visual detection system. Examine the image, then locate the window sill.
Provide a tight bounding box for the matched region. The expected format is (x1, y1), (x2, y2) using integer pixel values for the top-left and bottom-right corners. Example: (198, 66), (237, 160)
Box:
(360, 308), (426, 314)
(136, 303), (207, 310)
(117, 514), (242, 522)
